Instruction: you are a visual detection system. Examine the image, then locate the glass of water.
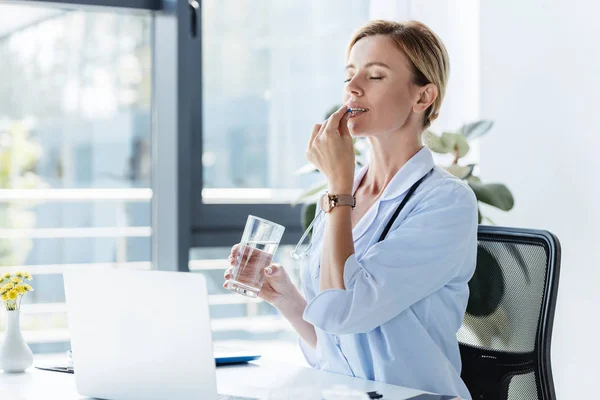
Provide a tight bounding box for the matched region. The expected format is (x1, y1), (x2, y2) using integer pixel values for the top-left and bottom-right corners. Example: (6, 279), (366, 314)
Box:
(227, 215), (285, 298)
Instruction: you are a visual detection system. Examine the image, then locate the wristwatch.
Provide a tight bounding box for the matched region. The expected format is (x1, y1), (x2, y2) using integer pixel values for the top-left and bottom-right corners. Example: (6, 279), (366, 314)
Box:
(319, 192), (356, 213)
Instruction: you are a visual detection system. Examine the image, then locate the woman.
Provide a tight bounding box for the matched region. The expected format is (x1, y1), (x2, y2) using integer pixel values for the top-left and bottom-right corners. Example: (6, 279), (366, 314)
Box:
(224, 20), (477, 399)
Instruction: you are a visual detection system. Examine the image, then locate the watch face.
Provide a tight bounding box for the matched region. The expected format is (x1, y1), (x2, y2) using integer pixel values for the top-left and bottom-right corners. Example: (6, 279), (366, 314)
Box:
(320, 193), (332, 213)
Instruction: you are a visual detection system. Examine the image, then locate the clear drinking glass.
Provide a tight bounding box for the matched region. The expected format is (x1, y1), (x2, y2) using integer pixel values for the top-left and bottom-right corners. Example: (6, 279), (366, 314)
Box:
(227, 215), (285, 298)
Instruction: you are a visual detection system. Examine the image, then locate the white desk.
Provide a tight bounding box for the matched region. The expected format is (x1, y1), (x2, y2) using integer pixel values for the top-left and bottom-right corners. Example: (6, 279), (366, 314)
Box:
(0, 356), (428, 400)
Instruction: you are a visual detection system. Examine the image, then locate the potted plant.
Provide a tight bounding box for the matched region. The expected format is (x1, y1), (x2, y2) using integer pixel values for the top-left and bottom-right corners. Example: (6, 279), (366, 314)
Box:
(422, 120), (514, 223)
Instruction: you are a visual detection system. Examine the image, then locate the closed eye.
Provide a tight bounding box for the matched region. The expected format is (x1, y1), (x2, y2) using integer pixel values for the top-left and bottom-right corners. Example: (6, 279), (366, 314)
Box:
(344, 77), (383, 82)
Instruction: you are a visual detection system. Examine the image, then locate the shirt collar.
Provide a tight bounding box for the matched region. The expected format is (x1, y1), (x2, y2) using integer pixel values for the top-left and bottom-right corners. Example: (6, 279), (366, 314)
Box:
(352, 146), (435, 202)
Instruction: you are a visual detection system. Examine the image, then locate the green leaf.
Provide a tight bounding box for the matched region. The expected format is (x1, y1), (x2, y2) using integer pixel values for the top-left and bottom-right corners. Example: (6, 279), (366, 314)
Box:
(441, 132), (470, 158)
(469, 182), (514, 211)
(445, 164), (475, 180)
(482, 215), (496, 225)
(505, 243), (531, 285)
(463, 306), (511, 346)
(467, 175), (482, 184)
(293, 181), (328, 205)
(295, 163), (319, 176)
(302, 202), (318, 233)
(461, 120), (494, 140)
(424, 130), (470, 158)
(467, 246), (505, 317)
(423, 130), (452, 154)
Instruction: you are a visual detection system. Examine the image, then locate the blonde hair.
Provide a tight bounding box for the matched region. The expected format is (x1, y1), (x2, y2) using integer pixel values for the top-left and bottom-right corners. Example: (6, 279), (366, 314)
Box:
(347, 20), (450, 129)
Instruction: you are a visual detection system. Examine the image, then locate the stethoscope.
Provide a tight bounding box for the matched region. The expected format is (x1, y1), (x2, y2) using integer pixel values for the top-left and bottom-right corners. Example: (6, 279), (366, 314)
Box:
(289, 208), (324, 260)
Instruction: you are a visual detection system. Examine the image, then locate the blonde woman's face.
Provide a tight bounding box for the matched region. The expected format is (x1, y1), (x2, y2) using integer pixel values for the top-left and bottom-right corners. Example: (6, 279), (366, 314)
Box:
(343, 35), (420, 137)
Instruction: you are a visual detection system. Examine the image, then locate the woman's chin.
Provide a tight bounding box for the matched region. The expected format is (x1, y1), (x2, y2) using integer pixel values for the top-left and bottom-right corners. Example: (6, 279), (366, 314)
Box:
(347, 120), (371, 137)
(348, 127), (370, 137)
(348, 123), (361, 137)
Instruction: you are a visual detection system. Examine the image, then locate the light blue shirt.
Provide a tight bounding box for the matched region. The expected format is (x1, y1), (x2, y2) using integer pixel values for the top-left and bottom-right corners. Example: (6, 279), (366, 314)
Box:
(299, 147), (477, 400)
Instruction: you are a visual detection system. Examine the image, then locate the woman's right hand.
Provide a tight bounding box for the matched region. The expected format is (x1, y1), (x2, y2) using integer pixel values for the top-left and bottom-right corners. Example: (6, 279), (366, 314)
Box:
(223, 244), (296, 307)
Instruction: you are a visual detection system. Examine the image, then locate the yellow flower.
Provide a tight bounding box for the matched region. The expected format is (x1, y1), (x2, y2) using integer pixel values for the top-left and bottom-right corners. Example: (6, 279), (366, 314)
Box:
(15, 271), (24, 278)
(1, 293), (8, 301)
(10, 277), (20, 284)
(23, 284), (33, 292)
(24, 272), (32, 280)
(7, 289), (18, 300)
(1, 272), (10, 280)
(15, 285), (27, 294)
(1, 283), (13, 293)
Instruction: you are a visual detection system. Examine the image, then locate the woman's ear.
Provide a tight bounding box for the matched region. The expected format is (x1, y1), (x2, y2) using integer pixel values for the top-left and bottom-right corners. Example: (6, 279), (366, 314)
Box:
(412, 83), (438, 115)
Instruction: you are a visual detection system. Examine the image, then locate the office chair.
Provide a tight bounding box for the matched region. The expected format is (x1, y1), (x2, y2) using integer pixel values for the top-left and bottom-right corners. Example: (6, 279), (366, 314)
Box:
(458, 226), (561, 400)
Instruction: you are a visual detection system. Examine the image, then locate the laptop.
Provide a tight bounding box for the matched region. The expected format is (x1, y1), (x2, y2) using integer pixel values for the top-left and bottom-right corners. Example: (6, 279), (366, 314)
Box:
(61, 267), (260, 400)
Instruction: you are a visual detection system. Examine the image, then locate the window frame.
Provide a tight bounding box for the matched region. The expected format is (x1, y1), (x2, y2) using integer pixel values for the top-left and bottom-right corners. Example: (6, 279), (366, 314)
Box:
(10, 0), (162, 10)
(189, 2), (304, 250)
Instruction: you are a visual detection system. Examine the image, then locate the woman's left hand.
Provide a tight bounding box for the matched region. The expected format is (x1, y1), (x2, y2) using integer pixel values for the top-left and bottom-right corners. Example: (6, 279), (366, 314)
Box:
(306, 105), (355, 193)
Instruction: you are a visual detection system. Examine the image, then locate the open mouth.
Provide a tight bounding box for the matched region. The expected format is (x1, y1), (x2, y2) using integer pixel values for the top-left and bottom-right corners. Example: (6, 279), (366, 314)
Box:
(347, 107), (369, 117)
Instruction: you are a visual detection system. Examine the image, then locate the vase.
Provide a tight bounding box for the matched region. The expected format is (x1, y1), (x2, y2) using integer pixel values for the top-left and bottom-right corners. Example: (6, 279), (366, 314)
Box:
(0, 310), (34, 373)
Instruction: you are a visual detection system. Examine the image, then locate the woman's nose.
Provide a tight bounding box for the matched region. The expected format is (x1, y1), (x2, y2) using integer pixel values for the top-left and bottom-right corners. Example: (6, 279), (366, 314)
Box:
(345, 77), (364, 97)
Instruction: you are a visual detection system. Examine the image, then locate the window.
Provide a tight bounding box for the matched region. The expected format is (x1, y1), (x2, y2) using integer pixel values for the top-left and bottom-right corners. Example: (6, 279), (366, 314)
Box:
(0, 3), (153, 352)
(201, 0), (371, 204)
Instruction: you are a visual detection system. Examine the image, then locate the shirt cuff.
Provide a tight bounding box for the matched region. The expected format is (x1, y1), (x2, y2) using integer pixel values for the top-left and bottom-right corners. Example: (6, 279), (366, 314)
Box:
(302, 254), (364, 335)
(343, 253), (363, 289)
(298, 337), (318, 368)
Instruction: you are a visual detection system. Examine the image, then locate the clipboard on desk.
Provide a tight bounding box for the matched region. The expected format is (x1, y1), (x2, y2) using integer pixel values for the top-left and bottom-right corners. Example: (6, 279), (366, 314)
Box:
(214, 345), (261, 366)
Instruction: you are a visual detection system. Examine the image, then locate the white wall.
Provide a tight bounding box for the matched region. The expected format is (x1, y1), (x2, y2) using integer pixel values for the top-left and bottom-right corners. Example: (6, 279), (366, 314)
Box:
(479, 1), (600, 398)
(369, 0), (480, 167)
(370, 0), (480, 130)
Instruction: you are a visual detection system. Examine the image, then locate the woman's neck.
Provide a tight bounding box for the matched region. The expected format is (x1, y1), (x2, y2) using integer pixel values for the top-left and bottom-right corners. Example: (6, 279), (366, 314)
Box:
(361, 133), (423, 196)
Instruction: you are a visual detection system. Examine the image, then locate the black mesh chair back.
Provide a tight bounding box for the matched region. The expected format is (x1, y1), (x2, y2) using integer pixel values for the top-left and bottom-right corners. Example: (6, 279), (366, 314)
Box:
(458, 226), (561, 400)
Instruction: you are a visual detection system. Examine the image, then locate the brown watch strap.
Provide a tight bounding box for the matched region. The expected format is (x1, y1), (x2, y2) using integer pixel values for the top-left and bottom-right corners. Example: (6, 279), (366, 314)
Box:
(330, 193), (356, 209)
